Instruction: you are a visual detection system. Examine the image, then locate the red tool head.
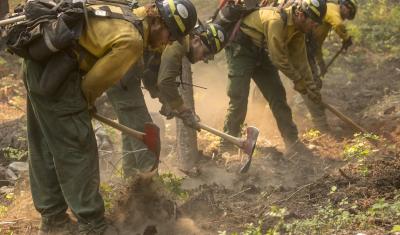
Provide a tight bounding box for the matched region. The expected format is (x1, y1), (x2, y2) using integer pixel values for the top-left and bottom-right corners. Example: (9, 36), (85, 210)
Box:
(143, 122), (161, 171)
(239, 126), (259, 173)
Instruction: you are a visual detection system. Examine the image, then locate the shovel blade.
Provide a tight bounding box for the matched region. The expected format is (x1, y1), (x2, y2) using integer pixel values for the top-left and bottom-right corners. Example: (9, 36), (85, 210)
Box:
(142, 122), (161, 171)
(239, 126), (259, 174)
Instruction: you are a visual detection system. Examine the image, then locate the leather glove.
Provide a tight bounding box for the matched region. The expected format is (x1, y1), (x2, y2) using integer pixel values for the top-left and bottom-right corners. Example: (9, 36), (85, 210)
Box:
(159, 104), (174, 120)
(293, 79), (308, 94)
(305, 78), (322, 103)
(314, 76), (323, 90)
(307, 88), (322, 104)
(178, 109), (201, 131)
(294, 79), (322, 103)
(342, 37), (353, 50)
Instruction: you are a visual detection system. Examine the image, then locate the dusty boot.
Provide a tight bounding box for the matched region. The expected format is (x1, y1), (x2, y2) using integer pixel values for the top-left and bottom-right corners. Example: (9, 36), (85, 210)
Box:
(79, 220), (118, 235)
(284, 138), (310, 157)
(38, 213), (77, 235)
(313, 119), (331, 133)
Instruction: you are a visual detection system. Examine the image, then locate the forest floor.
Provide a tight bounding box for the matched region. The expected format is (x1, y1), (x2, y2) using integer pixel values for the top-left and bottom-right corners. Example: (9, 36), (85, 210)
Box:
(0, 20), (400, 235)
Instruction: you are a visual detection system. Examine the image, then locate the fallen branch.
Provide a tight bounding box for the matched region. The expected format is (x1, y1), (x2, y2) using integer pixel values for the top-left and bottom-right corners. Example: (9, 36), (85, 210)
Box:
(229, 187), (252, 199)
(338, 168), (353, 181)
(0, 218), (27, 225)
(0, 221), (16, 225)
(272, 183), (314, 204)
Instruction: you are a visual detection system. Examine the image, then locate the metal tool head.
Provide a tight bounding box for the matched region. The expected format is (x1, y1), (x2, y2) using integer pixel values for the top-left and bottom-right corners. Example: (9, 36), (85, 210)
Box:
(143, 122), (161, 171)
(239, 126), (259, 174)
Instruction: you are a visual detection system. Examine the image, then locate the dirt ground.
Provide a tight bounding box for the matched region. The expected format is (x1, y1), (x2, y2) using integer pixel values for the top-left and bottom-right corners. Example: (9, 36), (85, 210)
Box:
(1, 21), (400, 235)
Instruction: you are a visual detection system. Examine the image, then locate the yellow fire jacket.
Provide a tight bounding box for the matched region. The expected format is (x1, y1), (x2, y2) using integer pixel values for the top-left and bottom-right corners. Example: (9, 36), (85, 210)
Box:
(157, 36), (190, 109)
(78, 6), (149, 105)
(312, 3), (350, 65)
(240, 6), (313, 83)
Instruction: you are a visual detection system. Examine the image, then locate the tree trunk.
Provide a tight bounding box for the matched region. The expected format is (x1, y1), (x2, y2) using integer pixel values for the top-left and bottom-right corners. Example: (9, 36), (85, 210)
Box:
(0, 0), (9, 20)
(176, 58), (199, 169)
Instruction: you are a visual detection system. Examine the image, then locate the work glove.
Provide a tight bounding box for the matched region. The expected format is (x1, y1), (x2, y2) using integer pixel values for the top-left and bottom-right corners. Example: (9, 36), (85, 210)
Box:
(314, 75), (323, 90)
(159, 104), (174, 120)
(293, 79), (308, 94)
(307, 88), (322, 104)
(178, 108), (201, 131)
(342, 37), (353, 50)
(294, 79), (321, 103)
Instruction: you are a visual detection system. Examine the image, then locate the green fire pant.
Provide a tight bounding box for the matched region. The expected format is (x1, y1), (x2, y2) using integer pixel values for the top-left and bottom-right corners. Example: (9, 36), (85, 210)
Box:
(304, 39), (329, 130)
(106, 77), (156, 177)
(302, 94), (329, 130)
(223, 42), (298, 146)
(23, 59), (106, 233)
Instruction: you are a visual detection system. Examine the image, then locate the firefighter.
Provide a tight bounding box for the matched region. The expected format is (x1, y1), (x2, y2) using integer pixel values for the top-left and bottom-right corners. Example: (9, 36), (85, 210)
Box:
(221, 0), (327, 153)
(157, 22), (227, 121)
(304, 0), (357, 131)
(104, 22), (227, 176)
(23, 1), (197, 234)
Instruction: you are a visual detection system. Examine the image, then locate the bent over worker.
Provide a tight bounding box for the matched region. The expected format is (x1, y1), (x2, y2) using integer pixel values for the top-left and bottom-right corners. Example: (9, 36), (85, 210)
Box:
(303, 0), (357, 131)
(157, 22), (227, 126)
(22, 1), (197, 234)
(221, 0), (327, 154)
(105, 22), (227, 176)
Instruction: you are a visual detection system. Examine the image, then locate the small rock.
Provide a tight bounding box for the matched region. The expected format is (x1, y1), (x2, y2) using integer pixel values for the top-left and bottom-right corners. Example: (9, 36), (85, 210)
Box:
(333, 126), (343, 132)
(383, 87), (390, 95)
(8, 162), (29, 173)
(383, 106), (395, 115)
(143, 225), (157, 235)
(0, 186), (14, 195)
(308, 144), (317, 150)
(5, 169), (18, 181)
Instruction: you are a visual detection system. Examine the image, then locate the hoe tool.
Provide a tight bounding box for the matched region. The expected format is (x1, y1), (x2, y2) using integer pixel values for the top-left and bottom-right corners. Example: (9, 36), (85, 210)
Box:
(319, 45), (345, 77)
(175, 112), (259, 173)
(321, 101), (368, 134)
(306, 89), (369, 134)
(92, 112), (161, 171)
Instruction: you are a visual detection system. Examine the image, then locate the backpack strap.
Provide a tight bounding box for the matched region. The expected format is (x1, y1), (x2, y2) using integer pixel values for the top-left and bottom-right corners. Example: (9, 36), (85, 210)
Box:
(278, 8), (288, 26)
(86, 3), (144, 38)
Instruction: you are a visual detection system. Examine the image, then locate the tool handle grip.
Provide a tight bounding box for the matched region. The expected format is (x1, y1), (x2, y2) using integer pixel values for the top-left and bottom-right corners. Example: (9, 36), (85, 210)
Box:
(92, 113), (145, 140)
(320, 46), (346, 77)
(211, 0), (230, 21)
(171, 111), (243, 146)
(0, 15), (26, 26)
(197, 122), (242, 146)
(305, 88), (369, 134)
(321, 102), (368, 134)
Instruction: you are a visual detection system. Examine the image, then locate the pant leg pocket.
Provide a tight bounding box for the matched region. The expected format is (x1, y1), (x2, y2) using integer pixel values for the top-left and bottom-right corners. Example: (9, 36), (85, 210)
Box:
(58, 111), (93, 151)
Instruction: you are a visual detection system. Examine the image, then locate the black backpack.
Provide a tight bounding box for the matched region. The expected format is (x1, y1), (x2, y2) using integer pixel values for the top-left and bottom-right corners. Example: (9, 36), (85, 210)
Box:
(212, 0), (257, 39)
(6, 0), (142, 60)
(212, 0), (292, 42)
(6, 0), (85, 60)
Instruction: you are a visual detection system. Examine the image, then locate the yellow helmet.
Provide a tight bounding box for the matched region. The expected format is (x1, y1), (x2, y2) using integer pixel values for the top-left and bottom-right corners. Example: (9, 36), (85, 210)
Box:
(340, 0), (358, 19)
(155, 0), (198, 39)
(299, 0), (328, 24)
